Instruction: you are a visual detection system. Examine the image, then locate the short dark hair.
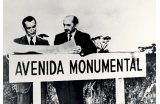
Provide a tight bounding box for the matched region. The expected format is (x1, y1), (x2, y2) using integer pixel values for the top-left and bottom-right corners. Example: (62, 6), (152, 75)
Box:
(72, 16), (79, 25)
(22, 16), (36, 28)
(65, 15), (79, 25)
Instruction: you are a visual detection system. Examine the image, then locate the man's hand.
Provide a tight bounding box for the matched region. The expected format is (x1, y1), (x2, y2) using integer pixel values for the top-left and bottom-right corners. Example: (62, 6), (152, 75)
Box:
(73, 45), (82, 54)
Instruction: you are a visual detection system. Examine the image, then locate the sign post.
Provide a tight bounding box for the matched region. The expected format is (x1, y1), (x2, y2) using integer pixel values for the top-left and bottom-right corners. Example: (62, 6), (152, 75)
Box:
(116, 78), (125, 104)
(33, 81), (41, 104)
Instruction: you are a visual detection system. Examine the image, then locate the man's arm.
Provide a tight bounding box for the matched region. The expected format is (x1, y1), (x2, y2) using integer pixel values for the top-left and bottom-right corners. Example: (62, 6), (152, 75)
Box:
(83, 35), (97, 55)
(79, 33), (97, 56)
(54, 35), (58, 45)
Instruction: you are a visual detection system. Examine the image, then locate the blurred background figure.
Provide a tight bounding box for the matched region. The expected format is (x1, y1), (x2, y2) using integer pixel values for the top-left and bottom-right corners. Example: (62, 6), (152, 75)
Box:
(46, 82), (59, 104)
(91, 35), (111, 53)
(138, 43), (156, 54)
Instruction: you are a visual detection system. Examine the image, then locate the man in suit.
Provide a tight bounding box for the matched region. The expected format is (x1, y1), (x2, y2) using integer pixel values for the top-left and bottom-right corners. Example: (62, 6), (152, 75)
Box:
(14, 16), (49, 45)
(54, 15), (97, 56)
(13, 16), (49, 104)
(54, 15), (97, 104)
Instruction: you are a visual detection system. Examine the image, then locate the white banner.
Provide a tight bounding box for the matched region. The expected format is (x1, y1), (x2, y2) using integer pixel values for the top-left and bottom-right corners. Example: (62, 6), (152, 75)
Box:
(9, 53), (146, 83)
(8, 40), (76, 54)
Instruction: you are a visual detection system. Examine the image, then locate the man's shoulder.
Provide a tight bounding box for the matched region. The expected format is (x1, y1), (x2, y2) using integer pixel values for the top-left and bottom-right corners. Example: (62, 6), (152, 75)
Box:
(36, 36), (47, 41)
(14, 36), (28, 44)
(54, 32), (68, 45)
(76, 30), (90, 38)
(14, 36), (25, 41)
(36, 36), (49, 45)
(55, 32), (66, 37)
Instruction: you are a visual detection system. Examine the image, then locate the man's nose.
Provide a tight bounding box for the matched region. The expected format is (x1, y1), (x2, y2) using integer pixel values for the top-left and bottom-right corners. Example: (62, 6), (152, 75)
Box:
(64, 25), (68, 30)
(30, 28), (35, 32)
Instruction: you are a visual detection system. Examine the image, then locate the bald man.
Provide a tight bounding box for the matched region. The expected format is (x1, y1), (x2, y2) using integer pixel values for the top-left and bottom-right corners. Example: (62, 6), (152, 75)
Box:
(54, 15), (97, 56)
(53, 15), (97, 104)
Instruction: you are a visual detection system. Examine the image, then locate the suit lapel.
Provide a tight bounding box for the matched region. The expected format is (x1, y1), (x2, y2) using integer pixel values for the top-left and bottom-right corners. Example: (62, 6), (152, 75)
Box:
(35, 36), (41, 45)
(74, 30), (80, 45)
(64, 32), (68, 41)
(35, 36), (38, 45)
(62, 32), (68, 43)
(22, 35), (29, 45)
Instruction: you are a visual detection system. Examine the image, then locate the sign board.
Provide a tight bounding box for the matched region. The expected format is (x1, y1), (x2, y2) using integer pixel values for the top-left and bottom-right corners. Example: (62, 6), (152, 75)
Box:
(9, 53), (146, 83)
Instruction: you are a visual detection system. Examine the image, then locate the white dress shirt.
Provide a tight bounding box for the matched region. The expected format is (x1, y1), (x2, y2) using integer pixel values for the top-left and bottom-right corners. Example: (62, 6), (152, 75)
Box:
(26, 34), (36, 45)
(68, 30), (76, 41)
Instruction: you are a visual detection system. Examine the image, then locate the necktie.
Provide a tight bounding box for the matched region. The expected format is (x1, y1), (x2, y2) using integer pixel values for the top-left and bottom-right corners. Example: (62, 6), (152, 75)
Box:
(30, 37), (34, 45)
(69, 34), (72, 41)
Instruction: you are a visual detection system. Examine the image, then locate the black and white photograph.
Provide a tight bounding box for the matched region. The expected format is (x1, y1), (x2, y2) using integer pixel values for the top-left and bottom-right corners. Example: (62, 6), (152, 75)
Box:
(3, 0), (156, 104)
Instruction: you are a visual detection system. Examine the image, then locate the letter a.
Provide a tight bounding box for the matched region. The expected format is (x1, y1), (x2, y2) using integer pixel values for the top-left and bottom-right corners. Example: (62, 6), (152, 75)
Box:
(57, 61), (64, 74)
(15, 62), (23, 75)
(130, 58), (136, 71)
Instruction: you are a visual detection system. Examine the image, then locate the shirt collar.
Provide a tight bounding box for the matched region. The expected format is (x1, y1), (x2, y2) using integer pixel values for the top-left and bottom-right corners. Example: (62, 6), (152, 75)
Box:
(68, 29), (76, 40)
(26, 34), (36, 45)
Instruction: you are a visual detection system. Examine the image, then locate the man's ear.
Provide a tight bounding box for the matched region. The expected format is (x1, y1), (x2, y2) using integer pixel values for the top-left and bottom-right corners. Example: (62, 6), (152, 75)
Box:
(24, 28), (28, 34)
(75, 24), (78, 28)
(23, 27), (26, 32)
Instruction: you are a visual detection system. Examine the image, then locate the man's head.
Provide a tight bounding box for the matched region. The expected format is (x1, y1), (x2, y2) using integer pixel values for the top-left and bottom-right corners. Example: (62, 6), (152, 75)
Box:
(22, 16), (37, 37)
(63, 15), (79, 34)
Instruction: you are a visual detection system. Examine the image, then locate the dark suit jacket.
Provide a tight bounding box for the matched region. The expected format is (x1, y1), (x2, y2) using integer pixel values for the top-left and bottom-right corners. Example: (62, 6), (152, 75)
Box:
(13, 35), (49, 104)
(54, 30), (97, 104)
(54, 30), (97, 56)
(14, 35), (49, 45)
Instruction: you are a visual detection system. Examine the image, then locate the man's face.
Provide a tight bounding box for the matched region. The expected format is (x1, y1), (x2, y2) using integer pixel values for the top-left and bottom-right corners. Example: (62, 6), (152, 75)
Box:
(63, 17), (76, 34)
(24, 20), (36, 37)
